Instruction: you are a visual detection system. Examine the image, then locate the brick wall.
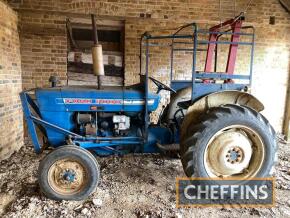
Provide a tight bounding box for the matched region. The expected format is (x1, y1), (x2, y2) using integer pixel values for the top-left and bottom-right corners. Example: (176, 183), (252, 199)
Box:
(0, 1), (23, 160)
(9, 0), (290, 131)
(19, 12), (67, 89)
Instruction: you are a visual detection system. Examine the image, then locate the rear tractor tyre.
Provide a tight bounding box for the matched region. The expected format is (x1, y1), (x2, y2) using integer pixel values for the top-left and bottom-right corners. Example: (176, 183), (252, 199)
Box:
(38, 145), (100, 201)
(180, 104), (277, 179)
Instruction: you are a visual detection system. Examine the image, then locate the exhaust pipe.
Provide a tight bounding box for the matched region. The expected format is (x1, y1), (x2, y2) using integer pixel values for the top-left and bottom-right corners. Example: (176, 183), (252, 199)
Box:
(91, 14), (104, 89)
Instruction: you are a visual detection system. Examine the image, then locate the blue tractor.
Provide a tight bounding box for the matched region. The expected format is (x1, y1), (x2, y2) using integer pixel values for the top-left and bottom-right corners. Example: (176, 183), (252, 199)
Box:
(20, 14), (277, 200)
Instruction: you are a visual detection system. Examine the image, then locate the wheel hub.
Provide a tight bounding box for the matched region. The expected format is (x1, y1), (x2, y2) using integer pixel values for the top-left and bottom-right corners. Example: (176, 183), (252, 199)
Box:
(227, 147), (243, 163)
(206, 131), (253, 176)
(48, 159), (87, 195)
(62, 169), (76, 183)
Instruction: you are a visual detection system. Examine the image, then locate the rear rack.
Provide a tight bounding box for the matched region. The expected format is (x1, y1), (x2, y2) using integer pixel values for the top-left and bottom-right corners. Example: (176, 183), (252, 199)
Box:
(140, 15), (255, 142)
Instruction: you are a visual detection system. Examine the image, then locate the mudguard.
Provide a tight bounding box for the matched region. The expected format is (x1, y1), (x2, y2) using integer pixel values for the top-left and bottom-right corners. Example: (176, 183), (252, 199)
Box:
(180, 90), (264, 139)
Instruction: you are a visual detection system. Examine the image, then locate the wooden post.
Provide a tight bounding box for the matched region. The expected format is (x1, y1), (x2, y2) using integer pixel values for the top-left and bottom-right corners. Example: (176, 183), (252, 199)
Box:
(283, 68), (290, 141)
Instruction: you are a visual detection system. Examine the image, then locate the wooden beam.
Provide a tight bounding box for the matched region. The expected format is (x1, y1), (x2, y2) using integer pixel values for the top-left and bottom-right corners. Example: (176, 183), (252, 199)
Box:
(281, 1), (290, 140)
(67, 72), (123, 86)
(70, 23), (123, 31)
(68, 51), (123, 67)
(69, 17), (124, 28)
(74, 40), (121, 52)
(279, 0), (290, 12)
(283, 68), (290, 140)
(66, 19), (78, 49)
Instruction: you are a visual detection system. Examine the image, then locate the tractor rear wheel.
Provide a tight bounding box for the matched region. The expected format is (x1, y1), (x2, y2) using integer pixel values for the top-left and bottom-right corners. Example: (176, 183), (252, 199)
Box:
(180, 104), (277, 179)
(38, 145), (100, 201)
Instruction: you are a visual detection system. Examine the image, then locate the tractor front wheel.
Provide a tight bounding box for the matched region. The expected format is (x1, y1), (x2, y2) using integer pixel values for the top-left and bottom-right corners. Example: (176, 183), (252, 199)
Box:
(38, 145), (100, 201)
(180, 104), (277, 179)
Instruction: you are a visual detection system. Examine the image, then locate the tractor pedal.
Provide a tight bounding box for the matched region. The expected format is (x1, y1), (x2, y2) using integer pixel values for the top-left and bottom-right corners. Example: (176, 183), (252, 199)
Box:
(156, 143), (180, 151)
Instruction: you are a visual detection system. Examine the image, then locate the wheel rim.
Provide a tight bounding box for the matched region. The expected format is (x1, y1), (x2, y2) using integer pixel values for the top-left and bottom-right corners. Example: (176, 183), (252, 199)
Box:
(48, 158), (88, 196)
(204, 125), (265, 179)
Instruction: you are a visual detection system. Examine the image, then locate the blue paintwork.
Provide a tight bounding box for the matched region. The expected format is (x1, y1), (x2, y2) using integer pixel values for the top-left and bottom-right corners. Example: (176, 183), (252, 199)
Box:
(36, 87), (159, 112)
(20, 86), (175, 155)
(31, 113), (80, 146)
(20, 92), (42, 153)
(74, 126), (172, 155)
(31, 86), (160, 147)
(192, 83), (247, 100)
(171, 80), (247, 95)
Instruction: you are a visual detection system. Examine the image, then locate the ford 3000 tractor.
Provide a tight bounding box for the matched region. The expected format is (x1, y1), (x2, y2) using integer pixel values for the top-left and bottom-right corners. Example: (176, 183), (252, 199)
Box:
(21, 14), (277, 200)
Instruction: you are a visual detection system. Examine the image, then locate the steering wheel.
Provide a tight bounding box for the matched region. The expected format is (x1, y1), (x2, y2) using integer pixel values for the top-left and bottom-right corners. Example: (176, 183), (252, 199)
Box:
(149, 77), (177, 94)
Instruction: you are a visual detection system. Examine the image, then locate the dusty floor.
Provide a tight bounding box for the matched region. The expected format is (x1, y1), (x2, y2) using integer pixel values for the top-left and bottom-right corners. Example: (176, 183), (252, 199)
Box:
(0, 141), (290, 218)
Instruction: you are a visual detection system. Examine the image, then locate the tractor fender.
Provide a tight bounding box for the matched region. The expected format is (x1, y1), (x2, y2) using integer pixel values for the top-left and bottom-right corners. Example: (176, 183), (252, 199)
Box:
(180, 90), (264, 139)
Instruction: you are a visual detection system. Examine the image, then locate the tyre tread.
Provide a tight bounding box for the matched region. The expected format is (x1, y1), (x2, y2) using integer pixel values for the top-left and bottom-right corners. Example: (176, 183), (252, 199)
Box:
(180, 104), (277, 178)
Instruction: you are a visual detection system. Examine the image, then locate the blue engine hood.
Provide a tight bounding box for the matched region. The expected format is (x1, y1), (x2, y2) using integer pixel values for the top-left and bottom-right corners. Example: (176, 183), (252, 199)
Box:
(35, 86), (160, 112)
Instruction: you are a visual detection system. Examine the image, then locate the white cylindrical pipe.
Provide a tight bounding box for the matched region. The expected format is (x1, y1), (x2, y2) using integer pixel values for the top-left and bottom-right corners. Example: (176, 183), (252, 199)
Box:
(92, 44), (105, 76)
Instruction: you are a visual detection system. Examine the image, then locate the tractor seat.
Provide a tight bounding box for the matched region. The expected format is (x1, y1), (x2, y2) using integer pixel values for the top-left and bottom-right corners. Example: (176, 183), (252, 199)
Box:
(126, 83), (144, 91)
(125, 74), (146, 91)
(177, 100), (191, 110)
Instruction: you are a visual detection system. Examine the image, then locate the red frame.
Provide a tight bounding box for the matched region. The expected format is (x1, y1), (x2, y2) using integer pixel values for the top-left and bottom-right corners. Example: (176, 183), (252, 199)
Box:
(204, 18), (243, 76)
